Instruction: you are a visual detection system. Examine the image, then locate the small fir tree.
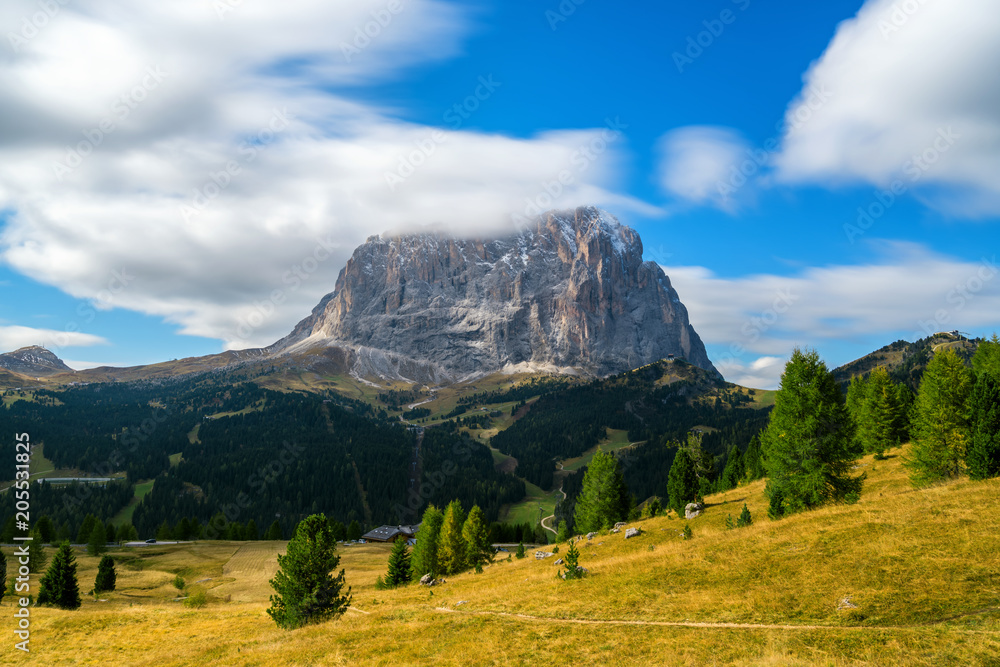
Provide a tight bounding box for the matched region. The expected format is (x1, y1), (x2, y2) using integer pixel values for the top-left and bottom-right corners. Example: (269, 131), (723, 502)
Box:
(267, 514), (351, 630)
(907, 348), (974, 484)
(410, 505), (444, 578)
(461, 505), (492, 573)
(94, 555), (117, 593)
(515, 542), (526, 559)
(666, 449), (699, 516)
(561, 540), (583, 580)
(736, 504), (753, 528)
(967, 371), (1000, 480)
(377, 537), (412, 588)
(37, 542), (81, 609)
(573, 451), (630, 532)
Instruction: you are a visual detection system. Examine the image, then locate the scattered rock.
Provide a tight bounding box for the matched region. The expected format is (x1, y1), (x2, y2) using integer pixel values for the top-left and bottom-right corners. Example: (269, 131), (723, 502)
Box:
(837, 597), (859, 610)
(554, 559), (564, 565)
(625, 527), (641, 539)
(535, 551), (554, 559)
(455, 600), (468, 606)
(611, 528), (620, 534)
(614, 522), (627, 529)
(587, 532), (597, 540)
(685, 503), (704, 520)
(195, 578), (212, 584)
(420, 574), (436, 587)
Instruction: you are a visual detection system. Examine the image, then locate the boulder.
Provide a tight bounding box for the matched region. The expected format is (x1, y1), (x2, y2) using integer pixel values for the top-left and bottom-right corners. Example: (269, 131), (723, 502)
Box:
(611, 528), (620, 534)
(535, 551), (554, 559)
(614, 522), (627, 529)
(685, 503), (704, 520)
(419, 574), (435, 587)
(625, 527), (641, 539)
(586, 532), (597, 540)
(554, 559), (564, 565)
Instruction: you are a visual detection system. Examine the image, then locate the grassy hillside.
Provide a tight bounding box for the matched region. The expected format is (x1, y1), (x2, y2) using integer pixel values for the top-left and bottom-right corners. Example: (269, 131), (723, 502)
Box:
(4, 446), (998, 665)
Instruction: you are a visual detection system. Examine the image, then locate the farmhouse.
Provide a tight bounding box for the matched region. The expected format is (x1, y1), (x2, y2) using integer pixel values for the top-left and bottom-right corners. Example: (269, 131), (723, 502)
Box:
(361, 524), (421, 543)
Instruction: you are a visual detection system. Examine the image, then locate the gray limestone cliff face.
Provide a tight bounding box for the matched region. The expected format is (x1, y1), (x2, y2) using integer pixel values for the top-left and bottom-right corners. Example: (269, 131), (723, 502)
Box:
(272, 206), (717, 382)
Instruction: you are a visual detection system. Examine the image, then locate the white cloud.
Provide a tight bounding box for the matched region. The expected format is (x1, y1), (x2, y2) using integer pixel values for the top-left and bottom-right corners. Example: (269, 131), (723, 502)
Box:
(0, 0), (643, 350)
(665, 242), (1000, 386)
(657, 126), (750, 210)
(0, 325), (107, 352)
(775, 0), (1000, 216)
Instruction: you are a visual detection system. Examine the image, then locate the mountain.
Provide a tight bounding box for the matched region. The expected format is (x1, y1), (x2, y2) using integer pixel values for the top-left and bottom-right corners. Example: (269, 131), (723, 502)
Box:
(832, 331), (980, 390)
(272, 206), (717, 383)
(0, 345), (73, 377)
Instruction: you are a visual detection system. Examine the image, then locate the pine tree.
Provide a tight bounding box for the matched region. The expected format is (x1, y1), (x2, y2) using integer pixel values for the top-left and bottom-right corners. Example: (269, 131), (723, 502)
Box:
(37, 542), (81, 609)
(743, 433), (766, 482)
(35, 516), (56, 543)
(437, 500), (467, 576)
(77, 514), (97, 544)
(266, 520), (283, 540)
(719, 445), (745, 491)
(246, 519), (259, 541)
(28, 530), (47, 573)
(907, 348), (974, 485)
(346, 520), (362, 541)
(156, 520), (173, 541)
(87, 522), (107, 556)
(644, 498), (662, 519)
(515, 542), (526, 559)
(380, 537), (412, 588)
(846, 375), (870, 453)
(410, 505), (444, 578)
(666, 449), (699, 516)
(0, 549), (6, 605)
(561, 540), (583, 580)
(967, 372), (1000, 480)
(573, 451), (630, 532)
(461, 505), (492, 572)
(761, 348), (863, 516)
(267, 515), (351, 629)
(94, 555), (117, 593)
(972, 333), (1000, 378)
(736, 503), (753, 528)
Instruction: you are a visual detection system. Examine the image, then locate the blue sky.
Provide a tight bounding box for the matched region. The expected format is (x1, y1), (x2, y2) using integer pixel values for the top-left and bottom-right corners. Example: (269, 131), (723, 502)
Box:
(1, 0), (998, 387)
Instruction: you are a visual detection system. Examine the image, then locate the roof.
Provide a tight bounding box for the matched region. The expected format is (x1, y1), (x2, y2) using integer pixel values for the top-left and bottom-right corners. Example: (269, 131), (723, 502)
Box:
(361, 524), (422, 542)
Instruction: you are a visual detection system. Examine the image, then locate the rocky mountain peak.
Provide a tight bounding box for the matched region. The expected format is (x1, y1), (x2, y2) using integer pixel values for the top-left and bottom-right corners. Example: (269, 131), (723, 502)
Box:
(272, 206), (717, 383)
(0, 346), (73, 377)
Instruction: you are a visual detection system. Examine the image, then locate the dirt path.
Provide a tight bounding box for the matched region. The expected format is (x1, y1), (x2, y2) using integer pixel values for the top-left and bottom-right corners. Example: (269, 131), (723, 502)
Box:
(539, 483), (568, 535)
(433, 607), (1000, 634)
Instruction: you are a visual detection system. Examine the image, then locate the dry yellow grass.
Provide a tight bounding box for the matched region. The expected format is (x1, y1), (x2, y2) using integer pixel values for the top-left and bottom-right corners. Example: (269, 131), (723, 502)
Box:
(2, 448), (999, 665)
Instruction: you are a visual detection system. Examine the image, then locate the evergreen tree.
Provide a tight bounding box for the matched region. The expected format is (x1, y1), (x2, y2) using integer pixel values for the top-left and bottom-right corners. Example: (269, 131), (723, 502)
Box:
(972, 333), (1000, 378)
(573, 451), (629, 532)
(743, 433), (766, 482)
(846, 375), (870, 453)
(761, 348), (862, 516)
(907, 348), (974, 485)
(28, 531), (47, 573)
(515, 542), (526, 559)
(156, 520), (173, 541)
(380, 537), (412, 587)
(87, 522), (107, 556)
(35, 515), (56, 543)
(37, 542), (81, 609)
(118, 523), (138, 542)
(437, 500), (468, 576)
(346, 520), (363, 541)
(719, 445), (745, 491)
(556, 520), (570, 543)
(246, 519), (259, 541)
(266, 520), (283, 540)
(666, 449), (699, 516)
(94, 555), (117, 593)
(561, 540), (583, 580)
(461, 505), (492, 572)
(77, 514), (97, 544)
(736, 503), (753, 528)
(967, 372), (1000, 480)
(329, 520), (346, 542)
(1, 516), (15, 543)
(410, 505), (444, 578)
(644, 497), (662, 519)
(267, 515), (351, 630)
(0, 549), (6, 605)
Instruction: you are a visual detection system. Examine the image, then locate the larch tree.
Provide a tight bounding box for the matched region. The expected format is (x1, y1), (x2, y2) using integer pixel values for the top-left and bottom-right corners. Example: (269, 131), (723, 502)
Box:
(461, 505), (492, 572)
(267, 514), (351, 629)
(761, 348), (863, 517)
(967, 371), (1000, 480)
(573, 450), (630, 532)
(436, 500), (468, 576)
(906, 348), (974, 485)
(410, 504), (444, 579)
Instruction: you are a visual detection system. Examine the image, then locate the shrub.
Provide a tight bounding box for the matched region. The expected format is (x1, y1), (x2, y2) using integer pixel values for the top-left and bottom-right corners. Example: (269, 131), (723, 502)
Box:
(184, 590), (207, 608)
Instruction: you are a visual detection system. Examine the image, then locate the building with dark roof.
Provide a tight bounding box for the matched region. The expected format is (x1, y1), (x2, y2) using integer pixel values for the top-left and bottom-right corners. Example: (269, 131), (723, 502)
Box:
(360, 524), (421, 543)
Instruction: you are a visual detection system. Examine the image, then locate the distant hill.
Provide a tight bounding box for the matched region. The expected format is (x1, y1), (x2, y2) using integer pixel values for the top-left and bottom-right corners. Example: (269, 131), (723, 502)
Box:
(0, 345), (72, 377)
(833, 332), (980, 389)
